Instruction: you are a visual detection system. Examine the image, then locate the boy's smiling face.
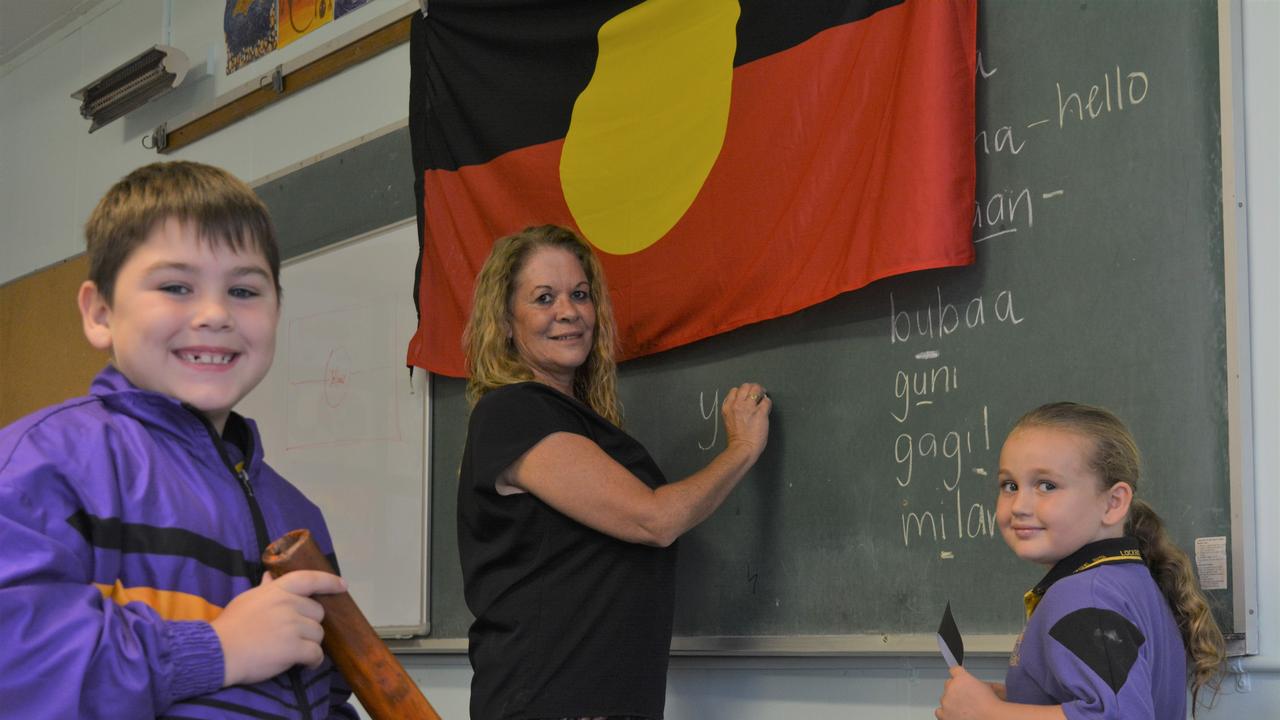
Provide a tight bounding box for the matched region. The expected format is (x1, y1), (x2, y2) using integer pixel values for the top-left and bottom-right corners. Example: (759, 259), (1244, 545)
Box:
(79, 217), (279, 433)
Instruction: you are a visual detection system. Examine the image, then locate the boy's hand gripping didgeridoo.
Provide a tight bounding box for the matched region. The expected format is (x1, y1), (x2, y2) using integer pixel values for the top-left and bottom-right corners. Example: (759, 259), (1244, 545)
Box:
(262, 529), (441, 720)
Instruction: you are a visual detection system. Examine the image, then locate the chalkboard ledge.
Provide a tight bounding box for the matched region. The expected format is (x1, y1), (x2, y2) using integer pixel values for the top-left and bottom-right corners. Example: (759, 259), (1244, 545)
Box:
(387, 634), (1021, 656)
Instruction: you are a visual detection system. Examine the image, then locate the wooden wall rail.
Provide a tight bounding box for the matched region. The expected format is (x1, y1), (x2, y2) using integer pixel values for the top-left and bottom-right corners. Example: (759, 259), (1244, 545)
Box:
(159, 14), (412, 154)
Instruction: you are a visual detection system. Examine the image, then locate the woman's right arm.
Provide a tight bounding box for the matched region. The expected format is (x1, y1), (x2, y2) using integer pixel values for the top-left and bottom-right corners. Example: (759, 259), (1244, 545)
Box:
(500, 382), (771, 547)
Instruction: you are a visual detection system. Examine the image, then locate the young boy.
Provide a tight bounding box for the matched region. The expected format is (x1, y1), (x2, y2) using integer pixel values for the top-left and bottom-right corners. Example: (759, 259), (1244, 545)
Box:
(0, 161), (356, 718)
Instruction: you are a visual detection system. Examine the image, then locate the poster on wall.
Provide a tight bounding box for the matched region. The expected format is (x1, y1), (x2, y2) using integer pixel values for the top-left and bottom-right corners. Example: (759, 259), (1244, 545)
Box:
(278, 0), (334, 48)
(224, 0), (377, 75)
(335, 0), (375, 20)
(224, 0), (277, 73)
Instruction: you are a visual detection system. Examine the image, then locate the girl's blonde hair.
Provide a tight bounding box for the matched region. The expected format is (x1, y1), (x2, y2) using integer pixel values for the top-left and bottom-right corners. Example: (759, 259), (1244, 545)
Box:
(1013, 402), (1225, 714)
(463, 225), (622, 426)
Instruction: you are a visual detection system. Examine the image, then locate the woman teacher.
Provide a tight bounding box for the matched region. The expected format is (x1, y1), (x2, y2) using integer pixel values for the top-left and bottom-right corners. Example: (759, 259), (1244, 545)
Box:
(458, 225), (772, 720)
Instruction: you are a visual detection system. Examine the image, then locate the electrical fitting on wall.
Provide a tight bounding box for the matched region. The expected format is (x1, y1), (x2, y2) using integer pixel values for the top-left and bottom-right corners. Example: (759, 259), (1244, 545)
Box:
(70, 44), (190, 133)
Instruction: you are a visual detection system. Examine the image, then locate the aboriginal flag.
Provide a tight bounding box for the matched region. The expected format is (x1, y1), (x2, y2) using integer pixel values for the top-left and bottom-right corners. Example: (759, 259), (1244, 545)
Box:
(408, 0), (977, 376)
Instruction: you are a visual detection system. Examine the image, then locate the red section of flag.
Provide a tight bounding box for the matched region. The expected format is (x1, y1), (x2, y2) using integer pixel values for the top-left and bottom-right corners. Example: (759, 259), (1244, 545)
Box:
(409, 0), (976, 376)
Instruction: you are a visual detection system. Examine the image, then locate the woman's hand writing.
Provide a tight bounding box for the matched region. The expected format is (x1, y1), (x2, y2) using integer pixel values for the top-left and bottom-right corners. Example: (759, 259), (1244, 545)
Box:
(722, 383), (771, 463)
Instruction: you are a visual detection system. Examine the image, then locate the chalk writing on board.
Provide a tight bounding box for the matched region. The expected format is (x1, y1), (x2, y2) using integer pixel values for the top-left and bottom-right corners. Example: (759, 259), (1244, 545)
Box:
(1056, 66), (1149, 127)
(973, 187), (1035, 241)
(976, 50), (996, 79)
(284, 299), (404, 450)
(891, 56), (1157, 550)
(893, 406), (991, 491)
(892, 365), (959, 423)
(889, 287), (1024, 345)
(974, 126), (1025, 155)
(698, 389), (720, 450)
(901, 490), (998, 547)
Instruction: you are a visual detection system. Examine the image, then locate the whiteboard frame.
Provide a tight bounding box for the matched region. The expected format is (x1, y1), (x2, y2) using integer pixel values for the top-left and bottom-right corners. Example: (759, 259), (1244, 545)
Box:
(1219, 0), (1257, 657)
(264, 218), (432, 639)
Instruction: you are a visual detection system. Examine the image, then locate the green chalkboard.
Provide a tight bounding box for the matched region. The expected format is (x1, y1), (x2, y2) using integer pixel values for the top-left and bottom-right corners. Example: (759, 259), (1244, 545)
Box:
(421, 0), (1242, 650)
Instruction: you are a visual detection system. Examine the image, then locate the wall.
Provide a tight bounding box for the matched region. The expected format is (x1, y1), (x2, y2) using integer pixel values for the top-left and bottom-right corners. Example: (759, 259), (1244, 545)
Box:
(0, 0), (413, 288)
(1, 1), (1275, 717)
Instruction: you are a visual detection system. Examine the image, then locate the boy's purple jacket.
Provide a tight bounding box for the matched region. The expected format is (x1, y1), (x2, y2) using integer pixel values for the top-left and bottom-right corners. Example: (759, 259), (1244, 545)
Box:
(0, 365), (355, 719)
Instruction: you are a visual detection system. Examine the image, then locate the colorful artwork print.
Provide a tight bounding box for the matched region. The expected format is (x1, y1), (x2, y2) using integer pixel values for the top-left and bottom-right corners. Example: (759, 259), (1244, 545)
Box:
(334, 0), (374, 20)
(278, 0), (335, 48)
(225, 0), (277, 74)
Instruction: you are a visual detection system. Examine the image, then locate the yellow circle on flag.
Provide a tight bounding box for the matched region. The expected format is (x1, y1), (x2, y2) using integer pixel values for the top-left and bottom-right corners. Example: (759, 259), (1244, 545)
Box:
(560, 0), (738, 255)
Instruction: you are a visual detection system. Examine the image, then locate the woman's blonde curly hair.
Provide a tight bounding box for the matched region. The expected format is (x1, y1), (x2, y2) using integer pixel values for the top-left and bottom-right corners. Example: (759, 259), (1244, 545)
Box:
(463, 225), (622, 426)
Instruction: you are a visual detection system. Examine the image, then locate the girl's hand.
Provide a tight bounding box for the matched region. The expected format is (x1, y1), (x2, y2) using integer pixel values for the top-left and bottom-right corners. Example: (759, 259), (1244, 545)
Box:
(936, 666), (1000, 720)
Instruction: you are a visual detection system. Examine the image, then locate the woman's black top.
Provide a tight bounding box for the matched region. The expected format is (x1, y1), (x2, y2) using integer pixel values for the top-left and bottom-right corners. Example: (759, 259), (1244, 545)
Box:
(458, 382), (677, 720)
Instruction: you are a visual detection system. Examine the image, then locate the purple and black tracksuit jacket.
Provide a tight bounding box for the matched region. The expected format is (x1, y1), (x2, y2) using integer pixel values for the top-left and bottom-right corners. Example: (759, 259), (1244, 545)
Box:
(0, 366), (356, 719)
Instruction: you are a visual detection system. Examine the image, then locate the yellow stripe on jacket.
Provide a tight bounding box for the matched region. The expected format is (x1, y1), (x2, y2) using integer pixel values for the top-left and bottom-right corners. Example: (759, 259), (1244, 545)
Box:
(95, 580), (223, 621)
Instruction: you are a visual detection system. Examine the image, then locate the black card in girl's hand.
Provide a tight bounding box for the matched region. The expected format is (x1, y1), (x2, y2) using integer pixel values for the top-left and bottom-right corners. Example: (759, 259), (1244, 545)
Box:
(937, 601), (964, 667)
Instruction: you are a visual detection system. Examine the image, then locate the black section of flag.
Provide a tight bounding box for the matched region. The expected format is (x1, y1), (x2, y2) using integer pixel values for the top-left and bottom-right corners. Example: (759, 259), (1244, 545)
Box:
(734, 0), (903, 65)
(409, 1), (639, 176)
(409, 0), (904, 174)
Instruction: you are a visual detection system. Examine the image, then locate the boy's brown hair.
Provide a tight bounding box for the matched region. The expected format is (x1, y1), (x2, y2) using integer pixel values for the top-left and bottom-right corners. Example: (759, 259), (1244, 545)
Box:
(84, 161), (280, 304)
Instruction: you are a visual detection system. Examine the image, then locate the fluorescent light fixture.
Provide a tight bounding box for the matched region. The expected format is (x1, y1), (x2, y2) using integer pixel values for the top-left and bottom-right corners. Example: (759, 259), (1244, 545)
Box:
(71, 45), (190, 133)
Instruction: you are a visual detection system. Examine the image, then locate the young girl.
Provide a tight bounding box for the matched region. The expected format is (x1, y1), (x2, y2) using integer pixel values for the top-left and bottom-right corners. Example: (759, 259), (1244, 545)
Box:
(936, 402), (1224, 720)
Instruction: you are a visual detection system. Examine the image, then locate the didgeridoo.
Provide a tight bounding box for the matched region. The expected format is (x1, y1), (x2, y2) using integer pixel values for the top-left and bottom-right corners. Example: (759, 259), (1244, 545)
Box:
(262, 529), (441, 720)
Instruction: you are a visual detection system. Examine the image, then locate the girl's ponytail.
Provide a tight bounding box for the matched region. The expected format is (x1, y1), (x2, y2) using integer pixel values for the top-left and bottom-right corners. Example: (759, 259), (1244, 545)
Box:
(1127, 498), (1225, 713)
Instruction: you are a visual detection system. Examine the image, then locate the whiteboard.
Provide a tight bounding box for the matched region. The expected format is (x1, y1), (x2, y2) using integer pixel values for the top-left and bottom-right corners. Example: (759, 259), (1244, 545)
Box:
(239, 219), (429, 637)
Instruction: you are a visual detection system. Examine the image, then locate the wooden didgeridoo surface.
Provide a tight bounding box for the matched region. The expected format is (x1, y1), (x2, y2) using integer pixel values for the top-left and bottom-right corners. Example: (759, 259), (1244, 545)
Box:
(262, 529), (441, 720)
